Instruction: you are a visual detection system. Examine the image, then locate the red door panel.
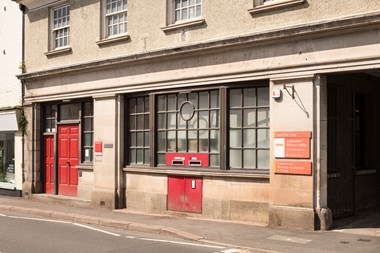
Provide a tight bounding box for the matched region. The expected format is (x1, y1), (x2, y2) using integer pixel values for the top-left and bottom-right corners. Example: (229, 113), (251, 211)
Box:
(44, 136), (55, 194)
(58, 125), (79, 196)
(167, 176), (202, 213)
(184, 177), (202, 213)
(167, 176), (185, 212)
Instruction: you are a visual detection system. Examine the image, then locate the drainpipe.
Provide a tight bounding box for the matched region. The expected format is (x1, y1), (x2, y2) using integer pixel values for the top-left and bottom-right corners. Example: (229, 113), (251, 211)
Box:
(19, 3), (26, 193)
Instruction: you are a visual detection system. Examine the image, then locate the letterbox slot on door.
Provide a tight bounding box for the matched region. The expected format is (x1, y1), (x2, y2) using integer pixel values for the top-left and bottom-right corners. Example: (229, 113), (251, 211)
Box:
(172, 160), (184, 166)
(189, 160), (202, 167)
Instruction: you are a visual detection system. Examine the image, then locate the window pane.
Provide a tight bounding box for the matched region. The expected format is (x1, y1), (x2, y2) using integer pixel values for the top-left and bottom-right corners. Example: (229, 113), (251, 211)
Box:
(130, 132), (136, 146)
(178, 130), (186, 152)
(144, 132), (149, 146)
(199, 111), (208, 128)
(60, 104), (80, 120)
(230, 150), (242, 168)
(137, 149), (143, 164)
(129, 115), (135, 129)
(167, 131), (176, 152)
(157, 114), (166, 129)
(45, 120), (51, 132)
(137, 115), (144, 129)
(167, 113), (176, 129)
(84, 102), (93, 116)
(230, 89), (241, 108)
(258, 150), (269, 169)
(210, 90), (219, 108)
(257, 87), (269, 106)
(144, 97), (149, 112)
(244, 88), (256, 107)
(136, 98), (144, 113)
(243, 150), (256, 169)
(257, 108), (269, 127)
(157, 154), (166, 165)
(144, 149), (150, 164)
(84, 133), (92, 146)
(137, 132), (143, 146)
(178, 114), (186, 129)
(130, 149), (136, 164)
(229, 109), (241, 128)
(188, 131), (197, 152)
(188, 111), (197, 129)
(178, 93), (186, 108)
(199, 91), (208, 109)
(157, 131), (166, 151)
(210, 154), (220, 167)
(210, 130), (219, 152)
(244, 109), (256, 127)
(199, 130), (208, 152)
(188, 93), (197, 107)
(144, 114), (149, 129)
(230, 130), (241, 148)
(257, 129), (269, 148)
(157, 95), (166, 111)
(210, 110), (219, 128)
(243, 129), (255, 148)
(167, 94), (176, 111)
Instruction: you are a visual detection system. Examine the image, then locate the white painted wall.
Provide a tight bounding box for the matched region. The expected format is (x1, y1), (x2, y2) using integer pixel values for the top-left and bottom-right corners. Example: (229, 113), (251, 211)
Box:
(0, 0), (22, 108)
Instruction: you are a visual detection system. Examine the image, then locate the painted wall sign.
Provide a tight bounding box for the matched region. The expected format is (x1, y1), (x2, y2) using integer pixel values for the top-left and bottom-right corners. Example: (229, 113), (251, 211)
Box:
(95, 142), (103, 156)
(274, 131), (311, 159)
(274, 161), (312, 175)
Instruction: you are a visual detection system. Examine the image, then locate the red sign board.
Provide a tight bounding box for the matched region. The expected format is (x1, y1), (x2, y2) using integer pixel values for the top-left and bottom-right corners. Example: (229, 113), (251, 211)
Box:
(166, 153), (209, 167)
(95, 142), (103, 156)
(274, 131), (312, 138)
(274, 161), (312, 175)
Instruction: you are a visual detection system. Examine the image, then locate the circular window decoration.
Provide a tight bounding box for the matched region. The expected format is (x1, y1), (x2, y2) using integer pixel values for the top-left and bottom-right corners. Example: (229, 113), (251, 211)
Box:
(180, 101), (195, 121)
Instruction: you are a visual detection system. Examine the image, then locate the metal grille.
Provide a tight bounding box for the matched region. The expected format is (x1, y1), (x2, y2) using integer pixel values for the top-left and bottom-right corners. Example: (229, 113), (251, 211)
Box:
(327, 85), (355, 219)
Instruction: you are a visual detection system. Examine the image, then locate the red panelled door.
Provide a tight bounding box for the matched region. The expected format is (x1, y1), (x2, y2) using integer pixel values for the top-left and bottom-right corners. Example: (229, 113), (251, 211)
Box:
(44, 136), (55, 194)
(58, 124), (79, 196)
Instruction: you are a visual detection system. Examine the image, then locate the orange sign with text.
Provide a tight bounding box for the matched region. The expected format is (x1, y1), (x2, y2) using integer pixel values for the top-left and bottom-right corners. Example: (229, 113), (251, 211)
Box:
(274, 131), (311, 159)
(274, 161), (312, 175)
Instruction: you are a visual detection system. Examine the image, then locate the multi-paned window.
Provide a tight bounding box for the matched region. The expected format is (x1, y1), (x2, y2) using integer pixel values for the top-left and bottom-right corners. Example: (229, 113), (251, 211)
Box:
(82, 102), (94, 162)
(128, 97), (150, 165)
(126, 83), (270, 172)
(44, 105), (57, 133)
(104, 0), (128, 37)
(156, 91), (220, 167)
(51, 5), (70, 49)
(173, 0), (202, 22)
(229, 87), (270, 170)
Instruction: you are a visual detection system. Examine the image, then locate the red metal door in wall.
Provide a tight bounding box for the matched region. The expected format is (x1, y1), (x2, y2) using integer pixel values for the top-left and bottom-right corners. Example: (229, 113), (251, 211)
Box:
(58, 124), (79, 196)
(167, 176), (203, 213)
(44, 136), (55, 194)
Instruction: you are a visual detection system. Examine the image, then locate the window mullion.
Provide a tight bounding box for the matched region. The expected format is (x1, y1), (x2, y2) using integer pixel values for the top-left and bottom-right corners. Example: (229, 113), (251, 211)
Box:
(220, 87), (228, 171)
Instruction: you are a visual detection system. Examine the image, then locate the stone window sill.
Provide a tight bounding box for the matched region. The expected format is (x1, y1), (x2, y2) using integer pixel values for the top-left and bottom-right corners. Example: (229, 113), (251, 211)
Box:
(45, 47), (72, 57)
(96, 34), (131, 46)
(248, 0), (305, 14)
(161, 18), (205, 32)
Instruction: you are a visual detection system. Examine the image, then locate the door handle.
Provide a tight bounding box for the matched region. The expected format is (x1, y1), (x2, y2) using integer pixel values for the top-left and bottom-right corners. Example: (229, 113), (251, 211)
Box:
(66, 161), (71, 166)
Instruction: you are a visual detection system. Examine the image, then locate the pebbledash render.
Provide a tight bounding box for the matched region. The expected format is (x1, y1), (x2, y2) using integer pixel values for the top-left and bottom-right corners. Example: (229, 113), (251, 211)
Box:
(13, 0), (380, 230)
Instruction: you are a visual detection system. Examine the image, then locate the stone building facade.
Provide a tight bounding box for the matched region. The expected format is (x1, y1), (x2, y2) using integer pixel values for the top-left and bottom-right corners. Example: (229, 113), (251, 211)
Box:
(14, 0), (380, 230)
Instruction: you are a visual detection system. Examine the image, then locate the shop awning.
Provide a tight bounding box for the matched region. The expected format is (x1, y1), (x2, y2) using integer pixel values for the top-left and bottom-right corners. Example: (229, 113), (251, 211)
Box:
(0, 112), (19, 132)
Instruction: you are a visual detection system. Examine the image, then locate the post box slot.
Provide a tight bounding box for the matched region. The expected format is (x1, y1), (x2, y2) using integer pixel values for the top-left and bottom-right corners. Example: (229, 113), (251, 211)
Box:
(172, 160), (184, 166)
(189, 160), (202, 167)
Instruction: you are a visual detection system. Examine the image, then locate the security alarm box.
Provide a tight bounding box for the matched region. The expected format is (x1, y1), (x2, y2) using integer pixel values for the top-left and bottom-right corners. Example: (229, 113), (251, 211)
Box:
(166, 153), (209, 167)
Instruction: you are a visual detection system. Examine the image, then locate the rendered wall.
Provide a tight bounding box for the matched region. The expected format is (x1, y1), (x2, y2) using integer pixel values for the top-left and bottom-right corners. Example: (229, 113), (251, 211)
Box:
(23, 0), (380, 72)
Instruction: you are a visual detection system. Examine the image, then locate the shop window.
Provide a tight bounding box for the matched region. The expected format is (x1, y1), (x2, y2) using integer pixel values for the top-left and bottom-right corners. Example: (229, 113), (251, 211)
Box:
(125, 83), (269, 172)
(128, 96), (150, 165)
(82, 102), (94, 162)
(0, 133), (15, 186)
(44, 105), (57, 132)
(229, 87), (270, 170)
(156, 90), (220, 167)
